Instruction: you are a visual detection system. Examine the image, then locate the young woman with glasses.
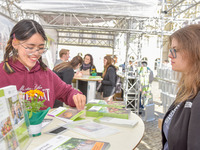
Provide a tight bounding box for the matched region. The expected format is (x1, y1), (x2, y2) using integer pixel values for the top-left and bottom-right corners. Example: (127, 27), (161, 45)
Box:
(162, 24), (200, 150)
(0, 19), (86, 110)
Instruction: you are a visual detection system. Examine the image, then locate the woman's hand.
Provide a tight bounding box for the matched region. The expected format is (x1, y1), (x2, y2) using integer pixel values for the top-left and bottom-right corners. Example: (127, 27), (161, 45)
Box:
(74, 71), (82, 77)
(73, 94), (86, 110)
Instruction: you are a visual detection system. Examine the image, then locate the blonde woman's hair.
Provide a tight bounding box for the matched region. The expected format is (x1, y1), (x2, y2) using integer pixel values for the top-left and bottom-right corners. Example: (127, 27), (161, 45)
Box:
(169, 24), (200, 104)
(102, 55), (112, 78)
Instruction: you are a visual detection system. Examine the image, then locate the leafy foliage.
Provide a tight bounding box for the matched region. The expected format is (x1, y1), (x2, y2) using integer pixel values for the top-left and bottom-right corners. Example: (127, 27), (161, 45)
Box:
(24, 89), (46, 118)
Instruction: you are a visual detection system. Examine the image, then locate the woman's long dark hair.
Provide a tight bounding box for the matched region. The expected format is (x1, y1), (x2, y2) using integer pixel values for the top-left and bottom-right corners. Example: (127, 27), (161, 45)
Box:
(3, 19), (47, 74)
(53, 56), (83, 72)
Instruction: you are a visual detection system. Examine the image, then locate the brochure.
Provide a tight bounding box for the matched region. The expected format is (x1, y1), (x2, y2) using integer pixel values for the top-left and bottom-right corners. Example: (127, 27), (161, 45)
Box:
(86, 106), (130, 119)
(86, 99), (125, 108)
(42, 119), (53, 128)
(0, 85), (31, 150)
(94, 116), (138, 127)
(88, 76), (102, 79)
(65, 120), (119, 138)
(48, 107), (84, 122)
(34, 135), (110, 150)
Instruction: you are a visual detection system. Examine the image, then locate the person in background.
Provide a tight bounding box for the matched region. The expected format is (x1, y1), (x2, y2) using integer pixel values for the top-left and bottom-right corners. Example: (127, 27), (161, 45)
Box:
(112, 55), (119, 70)
(99, 55), (117, 101)
(0, 19), (86, 110)
(80, 54), (96, 75)
(163, 59), (171, 67)
(119, 62), (125, 72)
(53, 56), (83, 107)
(164, 60), (169, 64)
(54, 49), (70, 67)
(162, 24), (200, 150)
(138, 61), (153, 109)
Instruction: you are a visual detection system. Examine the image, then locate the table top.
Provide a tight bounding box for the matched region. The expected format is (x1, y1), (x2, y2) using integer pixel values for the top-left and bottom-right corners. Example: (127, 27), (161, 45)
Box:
(74, 75), (103, 81)
(27, 111), (145, 150)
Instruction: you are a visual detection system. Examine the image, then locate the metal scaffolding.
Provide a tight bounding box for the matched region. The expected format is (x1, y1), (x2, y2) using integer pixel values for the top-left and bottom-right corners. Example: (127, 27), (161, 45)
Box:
(0, 0), (200, 113)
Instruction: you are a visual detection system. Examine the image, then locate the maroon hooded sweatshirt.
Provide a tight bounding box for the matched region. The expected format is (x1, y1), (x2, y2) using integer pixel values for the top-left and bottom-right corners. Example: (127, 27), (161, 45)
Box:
(0, 59), (82, 109)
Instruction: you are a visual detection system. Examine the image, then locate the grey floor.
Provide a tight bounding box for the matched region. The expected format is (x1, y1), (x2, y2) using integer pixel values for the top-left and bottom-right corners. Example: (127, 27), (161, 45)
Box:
(135, 81), (164, 150)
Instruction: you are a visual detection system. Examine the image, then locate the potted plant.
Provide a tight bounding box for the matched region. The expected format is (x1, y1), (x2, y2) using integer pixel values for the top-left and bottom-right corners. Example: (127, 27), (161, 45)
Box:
(91, 68), (97, 76)
(24, 89), (50, 137)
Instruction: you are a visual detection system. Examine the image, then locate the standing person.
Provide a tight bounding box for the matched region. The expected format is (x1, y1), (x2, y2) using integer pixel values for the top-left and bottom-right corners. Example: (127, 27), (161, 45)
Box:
(54, 49), (70, 67)
(0, 19), (86, 110)
(162, 24), (200, 150)
(138, 61), (153, 111)
(99, 55), (117, 101)
(53, 56), (83, 107)
(80, 54), (96, 75)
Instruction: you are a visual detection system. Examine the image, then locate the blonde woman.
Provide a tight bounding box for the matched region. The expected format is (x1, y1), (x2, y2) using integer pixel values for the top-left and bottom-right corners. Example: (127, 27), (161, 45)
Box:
(162, 24), (200, 150)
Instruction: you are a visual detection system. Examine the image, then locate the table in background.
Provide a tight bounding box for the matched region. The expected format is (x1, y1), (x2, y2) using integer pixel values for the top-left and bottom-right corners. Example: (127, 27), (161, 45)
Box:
(73, 76), (102, 103)
(27, 111), (145, 150)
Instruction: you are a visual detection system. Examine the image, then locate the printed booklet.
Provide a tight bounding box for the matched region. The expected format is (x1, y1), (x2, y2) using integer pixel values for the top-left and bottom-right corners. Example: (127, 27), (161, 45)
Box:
(48, 107), (84, 122)
(94, 116), (138, 128)
(86, 99), (125, 108)
(65, 120), (119, 138)
(34, 135), (110, 150)
(0, 85), (31, 150)
(86, 105), (130, 119)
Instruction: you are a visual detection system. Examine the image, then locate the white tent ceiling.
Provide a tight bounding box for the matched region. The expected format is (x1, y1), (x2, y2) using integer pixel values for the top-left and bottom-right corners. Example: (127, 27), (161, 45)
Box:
(18, 0), (159, 17)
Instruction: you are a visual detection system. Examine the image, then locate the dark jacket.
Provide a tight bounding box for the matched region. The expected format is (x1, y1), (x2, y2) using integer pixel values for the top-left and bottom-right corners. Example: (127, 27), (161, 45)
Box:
(102, 65), (116, 97)
(53, 67), (74, 108)
(54, 67), (74, 85)
(162, 91), (200, 150)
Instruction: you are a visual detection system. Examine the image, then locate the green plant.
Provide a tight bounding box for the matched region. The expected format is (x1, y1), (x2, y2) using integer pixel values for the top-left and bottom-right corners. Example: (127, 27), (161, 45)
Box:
(91, 68), (96, 74)
(24, 89), (46, 118)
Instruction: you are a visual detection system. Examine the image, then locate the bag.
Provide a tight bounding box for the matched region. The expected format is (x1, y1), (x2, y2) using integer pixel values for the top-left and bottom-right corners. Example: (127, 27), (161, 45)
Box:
(97, 82), (103, 92)
(115, 75), (122, 93)
(149, 69), (154, 84)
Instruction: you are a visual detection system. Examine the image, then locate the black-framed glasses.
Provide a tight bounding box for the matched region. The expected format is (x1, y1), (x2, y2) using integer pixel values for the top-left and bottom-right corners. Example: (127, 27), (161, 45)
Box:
(169, 48), (177, 58)
(20, 44), (48, 56)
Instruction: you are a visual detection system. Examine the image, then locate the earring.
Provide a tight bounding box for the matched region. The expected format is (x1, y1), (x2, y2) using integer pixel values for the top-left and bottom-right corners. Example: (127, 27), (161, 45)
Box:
(13, 48), (18, 56)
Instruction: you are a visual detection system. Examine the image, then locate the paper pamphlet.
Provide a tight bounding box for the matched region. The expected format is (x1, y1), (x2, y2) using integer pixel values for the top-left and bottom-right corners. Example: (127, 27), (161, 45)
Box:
(42, 119), (53, 128)
(86, 105), (130, 119)
(86, 99), (125, 108)
(94, 117), (138, 127)
(0, 85), (31, 150)
(48, 107), (84, 122)
(65, 120), (119, 138)
(34, 135), (110, 150)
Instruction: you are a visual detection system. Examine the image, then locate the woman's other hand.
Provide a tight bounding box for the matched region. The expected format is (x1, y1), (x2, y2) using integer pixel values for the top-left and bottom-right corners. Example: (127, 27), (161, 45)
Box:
(73, 94), (86, 110)
(74, 71), (83, 77)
